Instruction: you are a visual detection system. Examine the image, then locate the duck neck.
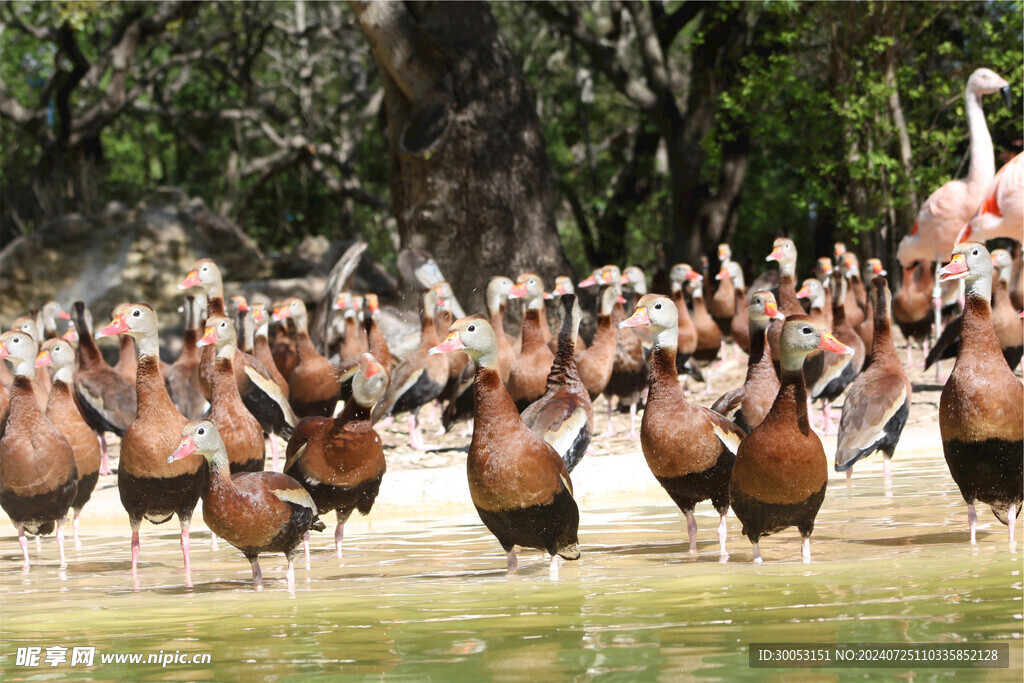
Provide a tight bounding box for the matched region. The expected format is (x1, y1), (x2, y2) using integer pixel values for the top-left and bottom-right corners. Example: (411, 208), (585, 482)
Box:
(648, 343), (681, 399)
(420, 310), (439, 347)
(332, 395), (372, 433)
(489, 303), (507, 339)
(136, 337), (177, 415)
(777, 366), (810, 435)
(960, 292), (1002, 359)
(965, 87), (996, 188)
(52, 365), (73, 385)
(870, 296), (899, 366)
(207, 294), (226, 317)
(520, 309), (544, 348)
(778, 273), (801, 313)
(471, 366), (518, 437)
(547, 323), (580, 389)
(7, 357), (34, 378)
(747, 320), (769, 369)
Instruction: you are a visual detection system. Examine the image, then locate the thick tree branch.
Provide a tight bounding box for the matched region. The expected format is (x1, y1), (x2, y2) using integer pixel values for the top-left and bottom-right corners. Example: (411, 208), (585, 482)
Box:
(654, 0), (705, 50)
(533, 1), (659, 111)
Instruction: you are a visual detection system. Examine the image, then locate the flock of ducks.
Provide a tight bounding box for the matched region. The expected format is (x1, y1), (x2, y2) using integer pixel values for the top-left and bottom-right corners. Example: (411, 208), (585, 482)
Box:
(0, 234), (1020, 589)
(0, 66), (1021, 590)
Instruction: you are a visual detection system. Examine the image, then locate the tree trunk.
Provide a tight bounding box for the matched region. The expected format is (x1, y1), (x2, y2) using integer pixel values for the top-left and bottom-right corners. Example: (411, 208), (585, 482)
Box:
(351, 0), (572, 312)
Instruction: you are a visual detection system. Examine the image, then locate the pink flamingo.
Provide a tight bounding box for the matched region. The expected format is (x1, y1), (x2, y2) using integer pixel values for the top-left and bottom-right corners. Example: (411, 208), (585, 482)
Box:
(956, 152), (1023, 245)
(896, 68), (1011, 350)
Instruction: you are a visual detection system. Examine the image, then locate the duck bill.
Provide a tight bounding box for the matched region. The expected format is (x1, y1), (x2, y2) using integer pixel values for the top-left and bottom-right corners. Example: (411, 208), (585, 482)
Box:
(938, 254), (969, 282)
(617, 295), (627, 304)
(168, 437), (198, 463)
(272, 307), (291, 322)
(872, 264), (887, 276)
(429, 332), (464, 355)
(196, 327), (217, 347)
(236, 300), (249, 313)
(62, 329), (79, 342)
(796, 285), (811, 299)
(685, 269), (701, 281)
(58, 310), (71, 320)
(96, 315), (129, 338)
(818, 331), (853, 355)
(766, 247), (784, 262)
(508, 283), (528, 299)
(0, 343), (7, 359)
(820, 263), (834, 275)
(718, 246), (730, 261)
(35, 350), (52, 368)
(577, 275), (597, 288)
(178, 270), (201, 291)
(619, 307), (650, 328)
(716, 268), (729, 281)
(764, 301), (782, 320)
(359, 353), (381, 378)
(1001, 85), (1012, 109)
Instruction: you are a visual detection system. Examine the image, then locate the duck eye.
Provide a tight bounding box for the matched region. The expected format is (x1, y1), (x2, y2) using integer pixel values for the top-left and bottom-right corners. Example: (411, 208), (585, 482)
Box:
(132, 309), (141, 317)
(654, 303), (662, 310)
(971, 249), (978, 256)
(197, 427), (205, 435)
(467, 325), (476, 332)
(200, 266), (208, 272)
(802, 327), (812, 334)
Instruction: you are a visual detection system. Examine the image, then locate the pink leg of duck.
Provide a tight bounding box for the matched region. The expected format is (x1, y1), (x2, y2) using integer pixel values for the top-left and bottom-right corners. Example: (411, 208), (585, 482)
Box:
(56, 519), (67, 569)
(801, 537), (811, 564)
(548, 554), (559, 581)
(72, 507), (82, 547)
(18, 524), (29, 571)
(685, 511), (698, 554)
(98, 433), (111, 475)
(752, 542), (762, 565)
(286, 555), (296, 592)
(718, 515), (729, 561)
(180, 522), (193, 588)
(968, 503), (978, 545)
(335, 514), (346, 559)
(268, 434), (280, 472)
(303, 531), (311, 570)
(250, 557), (263, 590)
(506, 549), (518, 573)
(600, 398), (616, 438)
(1007, 504), (1017, 550)
(627, 401), (638, 439)
(883, 458), (893, 496)
(130, 522), (141, 589)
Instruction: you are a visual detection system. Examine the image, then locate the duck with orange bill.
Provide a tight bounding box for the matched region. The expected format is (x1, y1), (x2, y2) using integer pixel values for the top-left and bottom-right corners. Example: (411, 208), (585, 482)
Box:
(169, 420), (324, 590)
(273, 297), (341, 418)
(429, 316), (580, 579)
(0, 330), (77, 570)
(69, 302), (137, 475)
(36, 338), (100, 545)
(506, 274), (556, 411)
(711, 291), (783, 434)
(285, 353), (388, 560)
(620, 294), (746, 559)
(937, 243), (1022, 548)
(729, 316), (853, 564)
(96, 304), (204, 588)
(195, 315), (266, 473)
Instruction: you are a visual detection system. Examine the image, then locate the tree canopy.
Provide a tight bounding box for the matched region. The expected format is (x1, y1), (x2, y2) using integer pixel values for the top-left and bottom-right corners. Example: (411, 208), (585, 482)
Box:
(2, 1), (1020, 279)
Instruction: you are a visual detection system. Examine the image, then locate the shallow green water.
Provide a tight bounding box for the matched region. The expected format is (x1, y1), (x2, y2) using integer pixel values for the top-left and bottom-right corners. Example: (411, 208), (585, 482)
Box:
(1, 449), (1021, 681)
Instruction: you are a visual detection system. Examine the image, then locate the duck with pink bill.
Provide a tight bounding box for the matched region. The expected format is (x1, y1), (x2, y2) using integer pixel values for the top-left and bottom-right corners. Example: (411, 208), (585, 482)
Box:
(169, 419), (325, 590)
(937, 242), (1022, 549)
(729, 316), (853, 564)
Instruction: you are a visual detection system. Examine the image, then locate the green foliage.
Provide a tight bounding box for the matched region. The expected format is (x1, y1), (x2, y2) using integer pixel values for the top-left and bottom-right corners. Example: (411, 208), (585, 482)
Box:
(2, 0), (1021, 276)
